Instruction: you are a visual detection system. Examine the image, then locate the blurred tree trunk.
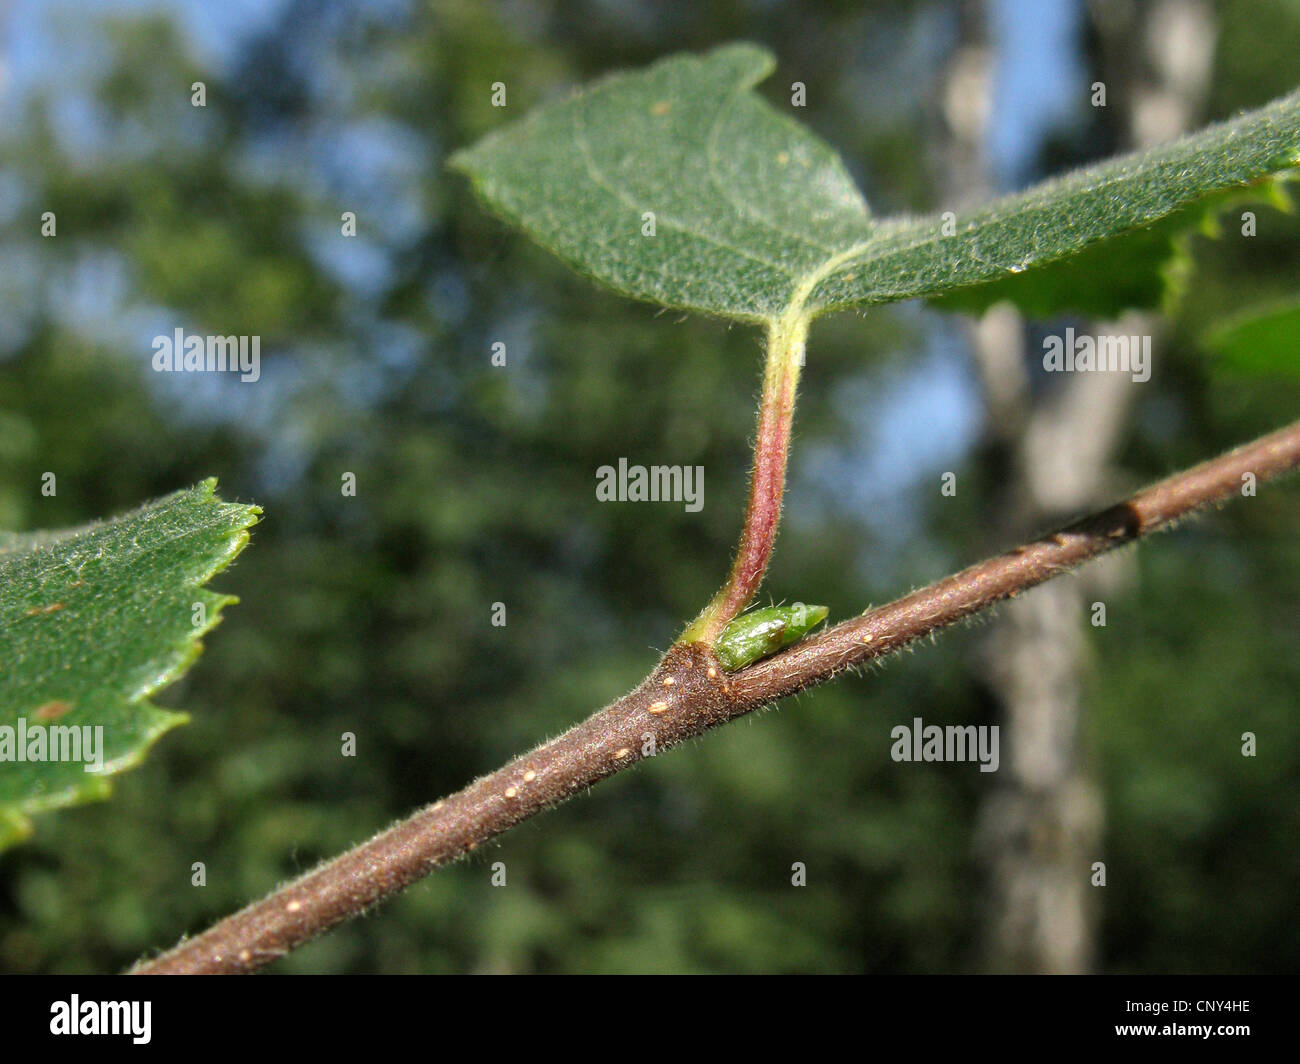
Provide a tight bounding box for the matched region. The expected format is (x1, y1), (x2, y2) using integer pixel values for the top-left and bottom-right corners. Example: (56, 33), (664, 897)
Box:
(935, 0), (1215, 972)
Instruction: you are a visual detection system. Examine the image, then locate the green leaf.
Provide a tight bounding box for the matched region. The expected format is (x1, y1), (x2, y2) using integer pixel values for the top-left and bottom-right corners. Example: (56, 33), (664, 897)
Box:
(1204, 297), (1300, 378)
(930, 181), (1293, 318)
(0, 480), (259, 852)
(452, 43), (869, 324)
(451, 42), (1300, 324)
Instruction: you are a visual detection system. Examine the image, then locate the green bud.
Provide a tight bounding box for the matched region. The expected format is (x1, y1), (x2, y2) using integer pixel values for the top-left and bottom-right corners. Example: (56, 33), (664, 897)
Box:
(714, 603), (829, 671)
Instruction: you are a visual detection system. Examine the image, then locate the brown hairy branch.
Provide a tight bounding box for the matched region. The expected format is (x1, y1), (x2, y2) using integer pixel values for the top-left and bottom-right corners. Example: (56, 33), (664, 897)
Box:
(132, 417), (1300, 975)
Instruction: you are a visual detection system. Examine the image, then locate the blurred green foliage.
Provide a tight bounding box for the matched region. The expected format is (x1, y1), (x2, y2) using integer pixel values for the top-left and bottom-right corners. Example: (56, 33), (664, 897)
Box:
(0, 0), (1296, 973)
